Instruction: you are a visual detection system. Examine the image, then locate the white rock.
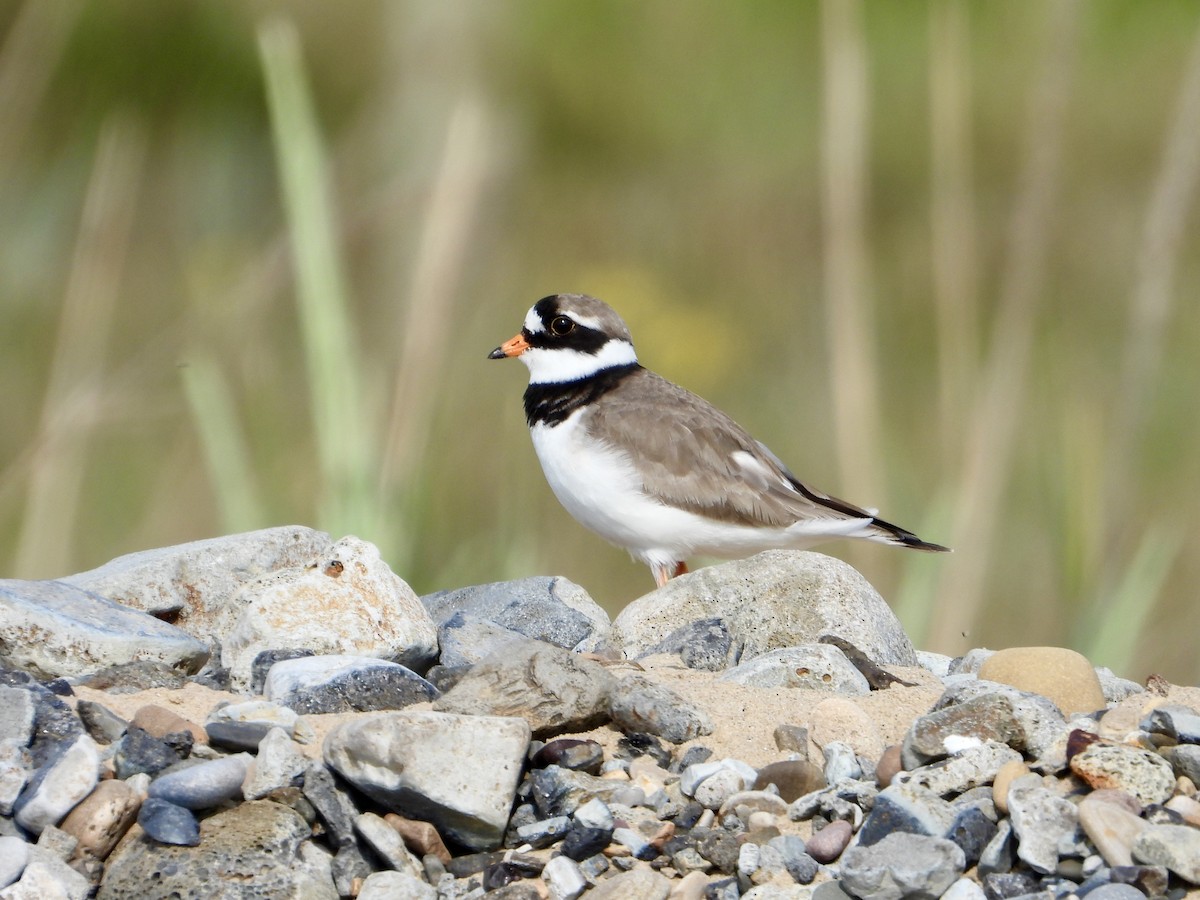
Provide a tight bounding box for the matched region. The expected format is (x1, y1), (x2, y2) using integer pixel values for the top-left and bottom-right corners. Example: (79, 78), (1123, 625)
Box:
(719, 645), (870, 694)
(14, 735), (99, 835)
(223, 536), (437, 689)
(324, 710), (529, 851)
(0, 845), (89, 900)
(0, 835), (29, 889)
(543, 854), (587, 900)
(611, 551), (917, 666)
(357, 870), (437, 900)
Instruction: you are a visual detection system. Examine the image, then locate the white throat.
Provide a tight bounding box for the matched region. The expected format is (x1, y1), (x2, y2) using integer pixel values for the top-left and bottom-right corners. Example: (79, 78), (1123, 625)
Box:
(521, 339), (638, 384)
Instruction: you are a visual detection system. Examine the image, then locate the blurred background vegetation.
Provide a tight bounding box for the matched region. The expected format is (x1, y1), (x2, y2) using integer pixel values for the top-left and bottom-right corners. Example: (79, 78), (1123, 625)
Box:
(2, 0), (1199, 682)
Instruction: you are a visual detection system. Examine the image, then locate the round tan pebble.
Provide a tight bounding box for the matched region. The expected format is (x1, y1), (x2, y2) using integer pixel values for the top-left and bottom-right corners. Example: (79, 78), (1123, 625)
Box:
(810, 698), (885, 759)
(993, 759), (1030, 816)
(875, 744), (903, 788)
(1176, 776), (1197, 798)
(58, 779), (140, 861)
(1164, 794), (1200, 827)
(976, 646), (1106, 716)
(669, 870), (711, 900)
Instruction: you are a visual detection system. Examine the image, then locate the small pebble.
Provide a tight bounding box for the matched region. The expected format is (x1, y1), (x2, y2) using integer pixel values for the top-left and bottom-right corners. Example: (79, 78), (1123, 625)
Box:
(137, 797), (200, 846)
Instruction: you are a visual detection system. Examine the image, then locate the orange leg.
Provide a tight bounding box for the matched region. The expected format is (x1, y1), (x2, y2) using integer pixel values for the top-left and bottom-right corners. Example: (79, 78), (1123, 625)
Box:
(652, 560), (690, 588)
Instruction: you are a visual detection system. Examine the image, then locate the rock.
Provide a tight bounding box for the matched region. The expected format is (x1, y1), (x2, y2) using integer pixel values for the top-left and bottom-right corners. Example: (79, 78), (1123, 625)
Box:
(531, 738), (605, 774)
(99, 799), (336, 899)
(0, 580), (208, 679)
(857, 780), (956, 846)
(822, 740), (862, 784)
(113, 725), (192, 779)
(542, 853), (587, 899)
(1084, 885), (1150, 900)
(0, 834), (29, 888)
(805, 819), (852, 863)
(129, 705), (204, 745)
(422, 576), (610, 653)
(718, 644), (870, 694)
(680, 758), (757, 798)
(301, 762), (359, 849)
(1078, 793), (1148, 868)
(1095, 667), (1145, 703)
(639, 617), (742, 672)
(205, 700), (312, 751)
(903, 742), (1022, 797)
(610, 551), (918, 666)
(1132, 822), (1200, 883)
(516, 814), (572, 848)
(357, 869), (437, 900)
(434, 640), (615, 737)
(1, 845), (89, 899)
(840, 832), (965, 900)
(903, 687), (1064, 769)
(264, 653), (438, 714)
(0, 740), (31, 817)
(58, 778), (141, 861)
(59, 525), (332, 618)
(608, 674), (713, 744)
(323, 710), (530, 851)
(754, 759), (824, 802)
(137, 797), (200, 846)
(241, 727), (307, 800)
(77, 661), (189, 694)
(354, 811), (424, 879)
(585, 864), (671, 899)
(147, 753), (249, 810)
(435, 614), (537, 668)
(0, 686), (36, 746)
(1069, 740), (1176, 805)
(940, 877), (987, 900)
(529, 766), (632, 818)
(1006, 773), (1080, 874)
(1141, 704), (1200, 742)
(219, 537), (437, 689)
(1160, 743), (1200, 784)
(13, 734), (100, 835)
(975, 646), (1106, 716)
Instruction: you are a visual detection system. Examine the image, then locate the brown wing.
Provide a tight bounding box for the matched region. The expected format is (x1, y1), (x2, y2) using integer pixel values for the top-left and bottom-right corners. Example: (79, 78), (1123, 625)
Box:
(583, 369), (878, 529)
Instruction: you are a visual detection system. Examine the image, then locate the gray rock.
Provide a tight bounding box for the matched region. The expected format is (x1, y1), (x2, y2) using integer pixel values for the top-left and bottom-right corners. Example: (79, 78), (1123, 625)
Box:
(639, 617), (742, 671)
(822, 741), (862, 785)
(422, 575), (610, 653)
(1, 844), (89, 899)
(137, 797), (200, 846)
(205, 700), (313, 752)
(1160, 743), (1200, 784)
(113, 726), (191, 779)
(1142, 704), (1200, 742)
(0, 580), (208, 679)
(301, 762), (359, 849)
(1094, 667), (1144, 703)
(241, 727), (307, 800)
(324, 710), (529, 851)
(264, 654), (438, 714)
(13, 734), (99, 835)
(249, 649), (315, 695)
(516, 814), (571, 848)
(856, 780), (956, 847)
(902, 741), (1022, 797)
(840, 831), (965, 900)
(0, 740), (31, 816)
(148, 753), (250, 810)
(354, 811), (424, 879)
(945, 805), (997, 868)
(60, 525), (332, 617)
(915, 651), (954, 679)
(1132, 822), (1200, 883)
(76, 660), (188, 694)
(584, 865), (670, 899)
(1078, 793), (1146, 868)
(542, 854), (587, 900)
(1007, 773), (1081, 874)
(358, 870), (437, 900)
(434, 640), (615, 737)
(222, 536), (438, 690)
(939, 877), (987, 900)
(0, 686), (36, 745)
(718, 644), (870, 694)
(530, 767), (632, 818)
(681, 758), (758, 798)
(75, 700), (127, 745)
(1084, 885), (1151, 900)
(98, 799), (337, 899)
(768, 833), (818, 884)
(435, 614), (534, 668)
(608, 674), (713, 744)
(976, 818), (1014, 876)
(0, 834), (29, 888)
(610, 551), (918, 666)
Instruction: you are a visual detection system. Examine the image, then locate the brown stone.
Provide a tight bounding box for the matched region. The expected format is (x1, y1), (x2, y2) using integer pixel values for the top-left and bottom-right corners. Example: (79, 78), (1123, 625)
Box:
(805, 819), (852, 863)
(977, 646), (1106, 717)
(753, 759), (824, 802)
(874, 744), (903, 788)
(59, 780), (140, 861)
(384, 813), (451, 864)
(129, 705), (207, 744)
(992, 759), (1030, 816)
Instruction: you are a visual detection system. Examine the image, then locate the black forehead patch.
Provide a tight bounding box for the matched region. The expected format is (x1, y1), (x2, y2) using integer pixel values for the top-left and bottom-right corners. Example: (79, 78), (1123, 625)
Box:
(533, 295), (560, 325)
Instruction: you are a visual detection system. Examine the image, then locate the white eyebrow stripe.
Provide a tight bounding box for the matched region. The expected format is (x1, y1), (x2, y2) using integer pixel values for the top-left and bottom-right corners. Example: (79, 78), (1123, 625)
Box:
(524, 307), (544, 333)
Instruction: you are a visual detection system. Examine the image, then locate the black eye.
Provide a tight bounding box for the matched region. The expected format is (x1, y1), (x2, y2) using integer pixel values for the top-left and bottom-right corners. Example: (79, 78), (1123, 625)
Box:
(550, 315), (575, 336)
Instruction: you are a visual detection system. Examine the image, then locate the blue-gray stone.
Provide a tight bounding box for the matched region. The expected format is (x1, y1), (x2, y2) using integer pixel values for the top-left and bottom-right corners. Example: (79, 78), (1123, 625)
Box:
(947, 804), (998, 868)
(114, 726), (192, 779)
(561, 823), (612, 861)
(1082, 885), (1149, 900)
(301, 762), (360, 849)
(0, 686), (36, 746)
(436, 613), (531, 668)
(515, 815), (571, 849)
(981, 871), (1039, 899)
(148, 754), (250, 809)
(76, 660), (188, 693)
(421, 576), (610, 653)
(265, 655), (438, 714)
(841, 831), (965, 900)
(250, 649), (315, 696)
(138, 797), (201, 846)
(75, 699), (127, 745)
(857, 781), (956, 847)
(1142, 705), (1200, 744)
(0, 834), (28, 889)
(768, 833), (818, 884)
(205, 720), (273, 752)
(0, 580), (208, 678)
(609, 674), (713, 744)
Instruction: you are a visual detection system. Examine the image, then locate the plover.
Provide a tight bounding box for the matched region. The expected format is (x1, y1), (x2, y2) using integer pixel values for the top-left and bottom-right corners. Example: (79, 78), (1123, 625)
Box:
(490, 293), (949, 586)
